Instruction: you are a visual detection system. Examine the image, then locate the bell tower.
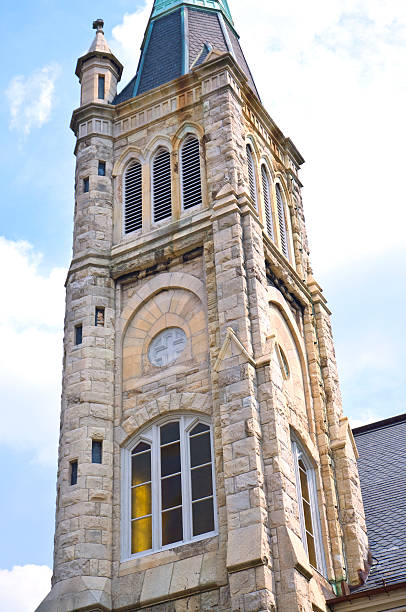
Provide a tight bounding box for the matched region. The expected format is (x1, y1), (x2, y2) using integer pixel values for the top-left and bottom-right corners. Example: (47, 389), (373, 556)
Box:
(38, 2), (370, 611)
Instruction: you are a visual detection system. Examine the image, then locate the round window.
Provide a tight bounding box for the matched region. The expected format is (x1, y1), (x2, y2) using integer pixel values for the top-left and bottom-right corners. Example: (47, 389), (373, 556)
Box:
(148, 327), (187, 367)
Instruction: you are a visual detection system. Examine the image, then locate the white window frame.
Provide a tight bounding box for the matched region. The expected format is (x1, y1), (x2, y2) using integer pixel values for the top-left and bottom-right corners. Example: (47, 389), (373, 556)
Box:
(121, 414), (218, 561)
(180, 134), (203, 212)
(291, 435), (327, 576)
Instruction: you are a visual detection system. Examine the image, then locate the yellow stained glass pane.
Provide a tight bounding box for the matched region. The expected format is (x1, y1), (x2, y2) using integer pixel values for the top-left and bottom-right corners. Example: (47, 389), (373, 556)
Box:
(307, 532), (317, 568)
(131, 484), (152, 519)
(303, 499), (314, 535)
(131, 516), (152, 554)
(299, 465), (310, 503)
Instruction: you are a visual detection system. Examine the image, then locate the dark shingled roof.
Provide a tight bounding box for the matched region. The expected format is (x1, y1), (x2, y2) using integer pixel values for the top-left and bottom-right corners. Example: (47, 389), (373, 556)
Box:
(113, 5), (259, 105)
(353, 414), (406, 591)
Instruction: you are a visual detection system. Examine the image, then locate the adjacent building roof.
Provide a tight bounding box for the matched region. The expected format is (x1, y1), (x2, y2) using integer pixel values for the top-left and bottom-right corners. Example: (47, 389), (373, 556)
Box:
(114, 0), (259, 105)
(353, 413), (406, 591)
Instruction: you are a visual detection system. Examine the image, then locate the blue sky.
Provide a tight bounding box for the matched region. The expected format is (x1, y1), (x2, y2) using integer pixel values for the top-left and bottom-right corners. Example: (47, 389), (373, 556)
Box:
(0, 0), (405, 609)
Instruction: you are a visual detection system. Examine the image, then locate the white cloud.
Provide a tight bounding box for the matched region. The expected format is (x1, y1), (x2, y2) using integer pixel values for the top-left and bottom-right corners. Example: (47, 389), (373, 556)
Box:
(111, 1), (406, 272)
(0, 565), (52, 612)
(349, 410), (382, 429)
(0, 237), (66, 465)
(111, 2), (153, 84)
(6, 63), (60, 135)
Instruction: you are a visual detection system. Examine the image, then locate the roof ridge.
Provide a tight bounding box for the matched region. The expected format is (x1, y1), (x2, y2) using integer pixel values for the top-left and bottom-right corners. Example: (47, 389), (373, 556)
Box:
(353, 413), (406, 436)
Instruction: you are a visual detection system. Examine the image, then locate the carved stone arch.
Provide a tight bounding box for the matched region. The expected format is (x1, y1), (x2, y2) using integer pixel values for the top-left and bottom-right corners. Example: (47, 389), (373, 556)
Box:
(173, 122), (204, 153)
(145, 134), (173, 163)
(268, 286), (315, 438)
(120, 272), (205, 338)
(112, 146), (145, 178)
(245, 133), (260, 162)
(260, 153), (276, 181)
(120, 392), (211, 445)
(274, 173), (292, 207)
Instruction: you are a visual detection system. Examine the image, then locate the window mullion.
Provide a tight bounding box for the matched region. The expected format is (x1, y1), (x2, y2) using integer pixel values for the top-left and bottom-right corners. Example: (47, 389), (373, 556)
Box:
(181, 416), (191, 542)
(153, 424), (160, 551)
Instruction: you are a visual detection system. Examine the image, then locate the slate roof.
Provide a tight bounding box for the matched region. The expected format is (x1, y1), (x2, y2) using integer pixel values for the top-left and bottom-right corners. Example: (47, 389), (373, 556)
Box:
(113, 4), (259, 105)
(353, 414), (406, 591)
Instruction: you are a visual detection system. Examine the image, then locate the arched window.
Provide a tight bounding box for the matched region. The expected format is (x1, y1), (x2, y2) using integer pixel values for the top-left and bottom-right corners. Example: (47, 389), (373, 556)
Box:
(292, 437), (326, 575)
(275, 183), (290, 260)
(152, 148), (172, 222)
(246, 144), (258, 208)
(124, 161), (143, 234)
(261, 164), (275, 240)
(122, 415), (216, 559)
(181, 135), (202, 210)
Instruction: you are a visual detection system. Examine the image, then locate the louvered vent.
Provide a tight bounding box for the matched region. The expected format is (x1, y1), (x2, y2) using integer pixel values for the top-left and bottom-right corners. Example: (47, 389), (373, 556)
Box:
(246, 145), (257, 208)
(153, 149), (172, 222)
(181, 136), (202, 210)
(276, 184), (289, 259)
(261, 165), (274, 241)
(124, 161), (142, 234)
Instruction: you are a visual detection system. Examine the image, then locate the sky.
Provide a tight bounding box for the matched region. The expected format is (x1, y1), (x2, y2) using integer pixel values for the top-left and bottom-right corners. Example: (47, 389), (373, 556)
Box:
(0, 0), (405, 609)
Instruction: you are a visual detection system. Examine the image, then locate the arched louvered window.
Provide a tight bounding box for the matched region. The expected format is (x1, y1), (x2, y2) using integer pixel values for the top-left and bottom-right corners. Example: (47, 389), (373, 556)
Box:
(261, 165), (275, 241)
(246, 144), (258, 208)
(276, 183), (290, 260)
(124, 161), (143, 234)
(152, 148), (172, 222)
(181, 136), (202, 210)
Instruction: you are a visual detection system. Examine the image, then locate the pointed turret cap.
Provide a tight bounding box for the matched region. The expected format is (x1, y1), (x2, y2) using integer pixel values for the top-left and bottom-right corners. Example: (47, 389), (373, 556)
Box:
(75, 19), (123, 80)
(88, 19), (112, 53)
(114, 0), (258, 104)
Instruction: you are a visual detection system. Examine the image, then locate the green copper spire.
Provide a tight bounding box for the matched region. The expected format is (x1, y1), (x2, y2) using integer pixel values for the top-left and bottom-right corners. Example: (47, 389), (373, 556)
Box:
(152, 0), (233, 25)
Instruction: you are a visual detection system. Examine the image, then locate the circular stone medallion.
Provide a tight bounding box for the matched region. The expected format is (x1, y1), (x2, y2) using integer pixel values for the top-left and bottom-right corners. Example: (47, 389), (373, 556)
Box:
(148, 327), (187, 367)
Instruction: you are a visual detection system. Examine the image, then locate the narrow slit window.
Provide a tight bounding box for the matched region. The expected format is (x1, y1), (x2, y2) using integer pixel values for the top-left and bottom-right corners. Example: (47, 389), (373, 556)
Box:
(70, 460), (78, 486)
(98, 75), (105, 100)
(74, 324), (83, 346)
(124, 161), (142, 234)
(95, 307), (105, 327)
(261, 165), (275, 240)
(83, 177), (89, 193)
(98, 161), (106, 176)
(152, 149), (172, 222)
(181, 136), (202, 210)
(246, 144), (258, 209)
(92, 440), (103, 464)
(124, 416), (216, 559)
(276, 184), (290, 260)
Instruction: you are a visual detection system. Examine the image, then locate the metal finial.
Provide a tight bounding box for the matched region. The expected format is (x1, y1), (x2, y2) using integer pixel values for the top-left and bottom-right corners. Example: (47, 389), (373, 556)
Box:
(93, 19), (104, 32)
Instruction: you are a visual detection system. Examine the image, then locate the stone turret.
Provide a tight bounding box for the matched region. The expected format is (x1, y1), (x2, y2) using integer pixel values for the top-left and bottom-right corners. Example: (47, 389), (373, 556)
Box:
(37, 3), (370, 611)
(76, 19), (123, 106)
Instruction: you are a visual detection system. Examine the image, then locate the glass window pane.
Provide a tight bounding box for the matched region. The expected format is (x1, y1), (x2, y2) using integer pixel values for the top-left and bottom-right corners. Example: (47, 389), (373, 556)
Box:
(161, 442), (181, 477)
(132, 484), (152, 519)
(70, 461), (78, 486)
(303, 500), (314, 535)
(162, 507), (183, 546)
(132, 451), (151, 486)
(299, 465), (310, 503)
(191, 465), (213, 501)
(160, 422), (180, 445)
(190, 432), (211, 467)
(92, 440), (102, 464)
(132, 442), (150, 455)
(307, 532), (317, 568)
(98, 75), (105, 100)
(161, 475), (182, 510)
(192, 498), (215, 537)
(131, 516), (152, 554)
(190, 423), (210, 436)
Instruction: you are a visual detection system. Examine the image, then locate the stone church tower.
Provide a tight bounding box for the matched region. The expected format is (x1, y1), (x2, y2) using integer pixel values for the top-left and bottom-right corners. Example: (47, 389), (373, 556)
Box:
(38, 2), (370, 610)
